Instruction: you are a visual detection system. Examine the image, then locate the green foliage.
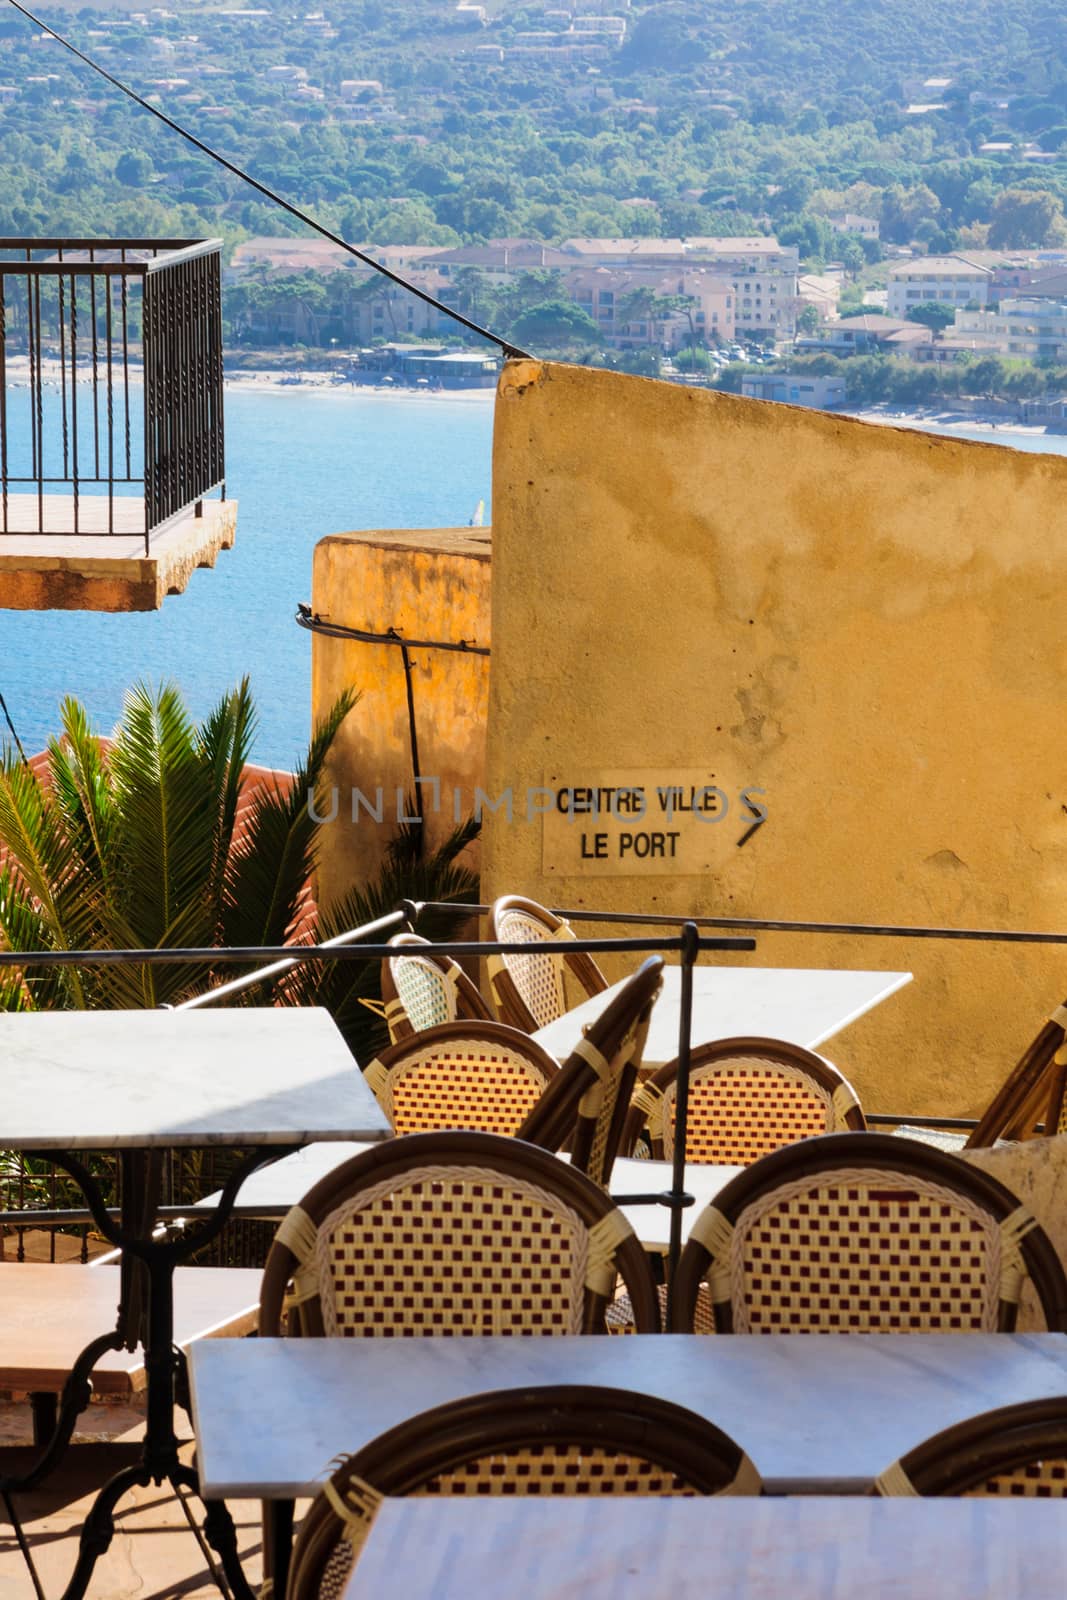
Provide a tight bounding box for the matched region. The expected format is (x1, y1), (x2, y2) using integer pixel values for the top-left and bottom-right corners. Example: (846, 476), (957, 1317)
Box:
(908, 302), (958, 332)
(0, 681), (478, 1033)
(987, 189), (1067, 248)
(0, 0), (1062, 260)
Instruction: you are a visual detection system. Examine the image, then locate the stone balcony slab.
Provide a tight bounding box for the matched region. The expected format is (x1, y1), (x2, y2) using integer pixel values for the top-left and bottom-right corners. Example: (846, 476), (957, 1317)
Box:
(0, 496), (237, 611)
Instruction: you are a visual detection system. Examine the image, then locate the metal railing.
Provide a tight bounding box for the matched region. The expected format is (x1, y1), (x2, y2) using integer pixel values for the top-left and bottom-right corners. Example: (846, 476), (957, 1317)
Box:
(0, 238), (225, 553)
(6, 898), (1064, 1273)
(0, 912), (755, 1287)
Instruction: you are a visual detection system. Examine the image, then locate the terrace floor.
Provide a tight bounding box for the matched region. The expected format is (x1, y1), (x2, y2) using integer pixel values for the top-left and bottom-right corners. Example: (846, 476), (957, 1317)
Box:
(0, 1395), (265, 1598)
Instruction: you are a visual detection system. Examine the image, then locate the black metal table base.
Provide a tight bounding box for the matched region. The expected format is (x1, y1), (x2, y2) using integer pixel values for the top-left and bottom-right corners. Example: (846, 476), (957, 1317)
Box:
(1, 1146), (290, 1600)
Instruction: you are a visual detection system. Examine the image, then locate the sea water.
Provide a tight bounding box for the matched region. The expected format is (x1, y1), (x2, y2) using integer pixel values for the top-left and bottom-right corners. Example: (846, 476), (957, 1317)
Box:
(1, 387), (1064, 766)
(0, 385), (494, 766)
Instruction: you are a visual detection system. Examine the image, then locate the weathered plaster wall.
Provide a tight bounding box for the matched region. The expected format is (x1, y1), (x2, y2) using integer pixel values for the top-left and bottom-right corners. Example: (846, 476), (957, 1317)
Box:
(312, 527), (491, 906)
(483, 360), (1067, 1116)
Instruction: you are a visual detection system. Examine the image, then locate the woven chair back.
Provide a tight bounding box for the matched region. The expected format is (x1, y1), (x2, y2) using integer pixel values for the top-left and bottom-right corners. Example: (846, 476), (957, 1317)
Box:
(624, 1037), (866, 1165)
(873, 1396), (1067, 1498)
(670, 1132), (1067, 1336)
(966, 999), (1067, 1149)
(379, 933), (493, 1044)
(287, 1386), (761, 1599)
(363, 1020), (559, 1136)
(260, 1130), (659, 1340)
(519, 956), (664, 1187)
(487, 895), (608, 1032)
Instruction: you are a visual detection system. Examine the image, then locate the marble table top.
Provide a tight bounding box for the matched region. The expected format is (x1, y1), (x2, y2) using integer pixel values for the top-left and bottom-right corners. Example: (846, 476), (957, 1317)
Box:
(343, 1496), (1067, 1600)
(0, 1007), (391, 1149)
(190, 1332), (1067, 1500)
(193, 1145), (742, 1251)
(533, 964), (912, 1069)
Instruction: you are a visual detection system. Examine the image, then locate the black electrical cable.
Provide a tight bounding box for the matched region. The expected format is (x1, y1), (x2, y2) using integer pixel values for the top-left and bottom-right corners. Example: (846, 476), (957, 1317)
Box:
(5, 0), (535, 362)
(0, 689), (27, 763)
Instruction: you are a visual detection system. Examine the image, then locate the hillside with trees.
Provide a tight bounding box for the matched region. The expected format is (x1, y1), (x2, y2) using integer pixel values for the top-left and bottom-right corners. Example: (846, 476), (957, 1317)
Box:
(0, 0), (1061, 255)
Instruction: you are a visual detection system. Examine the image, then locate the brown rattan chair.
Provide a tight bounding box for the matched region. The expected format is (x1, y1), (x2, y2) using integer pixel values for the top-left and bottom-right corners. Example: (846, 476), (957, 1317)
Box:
(487, 895), (608, 1032)
(670, 1131), (1067, 1336)
(519, 956), (664, 1188)
(259, 1130), (660, 1339)
(363, 1020), (559, 1135)
(964, 998), (1067, 1148)
(378, 932), (493, 1044)
(873, 1397), (1067, 1497)
(622, 1036), (866, 1165)
(286, 1386), (761, 1598)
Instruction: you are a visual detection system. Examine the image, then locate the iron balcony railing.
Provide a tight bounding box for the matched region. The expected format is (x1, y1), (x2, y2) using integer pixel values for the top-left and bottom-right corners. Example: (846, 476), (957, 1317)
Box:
(0, 238), (225, 554)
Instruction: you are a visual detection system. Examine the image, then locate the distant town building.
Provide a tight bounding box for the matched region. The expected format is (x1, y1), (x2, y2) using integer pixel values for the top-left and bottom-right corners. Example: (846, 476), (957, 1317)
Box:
(828, 213), (880, 239)
(796, 315), (932, 354)
(952, 298), (1067, 362)
(887, 256), (993, 317)
(741, 373), (847, 408)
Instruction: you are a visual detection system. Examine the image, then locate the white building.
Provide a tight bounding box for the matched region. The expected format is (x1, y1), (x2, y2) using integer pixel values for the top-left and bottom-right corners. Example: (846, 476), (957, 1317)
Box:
(887, 256), (993, 317)
(953, 298), (1067, 362)
(828, 213), (880, 239)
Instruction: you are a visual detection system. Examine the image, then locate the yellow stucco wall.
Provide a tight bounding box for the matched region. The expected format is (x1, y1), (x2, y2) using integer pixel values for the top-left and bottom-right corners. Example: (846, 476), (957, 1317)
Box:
(482, 360), (1067, 1117)
(311, 527), (491, 907)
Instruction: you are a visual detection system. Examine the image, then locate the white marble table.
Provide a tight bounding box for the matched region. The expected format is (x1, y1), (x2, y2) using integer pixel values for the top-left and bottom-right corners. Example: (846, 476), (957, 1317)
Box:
(533, 964), (912, 1071)
(190, 1332), (1067, 1502)
(0, 1007), (390, 1147)
(0, 1006), (390, 1600)
(343, 1496), (1067, 1600)
(193, 1147), (741, 1252)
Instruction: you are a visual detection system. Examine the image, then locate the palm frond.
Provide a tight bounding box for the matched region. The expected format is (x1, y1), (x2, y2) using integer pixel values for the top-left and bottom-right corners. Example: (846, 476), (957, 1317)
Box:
(220, 689), (358, 962)
(198, 677), (258, 912)
(106, 683), (222, 958)
(0, 754), (100, 1005)
(284, 807), (480, 1062)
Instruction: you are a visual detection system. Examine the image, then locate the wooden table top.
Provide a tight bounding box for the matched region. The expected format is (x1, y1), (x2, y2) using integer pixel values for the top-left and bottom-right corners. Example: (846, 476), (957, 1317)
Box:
(0, 1263), (261, 1394)
(0, 1007), (391, 1149)
(190, 1332), (1067, 1500)
(532, 964), (912, 1069)
(343, 1496), (1067, 1600)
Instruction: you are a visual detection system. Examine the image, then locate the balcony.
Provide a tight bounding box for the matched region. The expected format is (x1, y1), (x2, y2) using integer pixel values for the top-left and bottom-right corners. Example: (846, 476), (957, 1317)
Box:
(0, 239), (236, 612)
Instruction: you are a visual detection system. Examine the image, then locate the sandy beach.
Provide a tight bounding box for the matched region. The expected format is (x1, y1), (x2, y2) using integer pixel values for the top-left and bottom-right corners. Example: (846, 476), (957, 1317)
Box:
(4, 356), (1059, 428)
(2, 354), (497, 401)
(845, 403), (1057, 440)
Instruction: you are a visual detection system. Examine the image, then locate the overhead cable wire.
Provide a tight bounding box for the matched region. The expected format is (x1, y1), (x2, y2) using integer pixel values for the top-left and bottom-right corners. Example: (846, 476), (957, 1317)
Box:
(0, 689), (27, 763)
(5, 0), (534, 361)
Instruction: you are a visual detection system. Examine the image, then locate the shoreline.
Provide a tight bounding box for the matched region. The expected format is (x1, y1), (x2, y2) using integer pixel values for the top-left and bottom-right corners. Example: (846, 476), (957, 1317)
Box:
(3, 357), (1060, 430)
(843, 403), (1059, 440)
(1, 355), (496, 402)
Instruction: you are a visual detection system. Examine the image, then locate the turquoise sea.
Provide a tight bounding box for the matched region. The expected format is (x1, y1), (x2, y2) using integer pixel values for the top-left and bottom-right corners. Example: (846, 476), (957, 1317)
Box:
(0, 386), (495, 767)
(1, 386), (1065, 767)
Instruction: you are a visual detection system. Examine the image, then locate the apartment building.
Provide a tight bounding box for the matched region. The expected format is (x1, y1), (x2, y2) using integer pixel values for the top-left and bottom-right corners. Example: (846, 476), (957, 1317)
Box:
(566, 267), (735, 349)
(887, 256), (993, 316)
(952, 298), (1067, 362)
(556, 238), (798, 337)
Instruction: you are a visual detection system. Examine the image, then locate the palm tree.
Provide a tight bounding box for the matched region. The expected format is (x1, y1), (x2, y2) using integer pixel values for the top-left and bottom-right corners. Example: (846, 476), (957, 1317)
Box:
(0, 679), (478, 1062)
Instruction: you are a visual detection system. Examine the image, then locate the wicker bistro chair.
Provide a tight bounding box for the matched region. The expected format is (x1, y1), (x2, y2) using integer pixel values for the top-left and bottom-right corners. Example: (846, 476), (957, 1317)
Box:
(362, 1021), (559, 1136)
(287, 1386), (761, 1599)
(519, 956), (664, 1188)
(669, 1132), (1067, 1336)
(965, 998), (1067, 1149)
(378, 933), (493, 1045)
(623, 1036), (867, 1166)
(487, 895), (608, 1033)
(259, 1130), (660, 1339)
(872, 1397), (1067, 1498)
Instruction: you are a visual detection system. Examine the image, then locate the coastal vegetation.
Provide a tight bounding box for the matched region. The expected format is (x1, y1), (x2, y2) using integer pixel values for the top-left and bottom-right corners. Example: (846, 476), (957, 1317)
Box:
(0, 678), (477, 1060)
(0, 1), (1062, 261)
